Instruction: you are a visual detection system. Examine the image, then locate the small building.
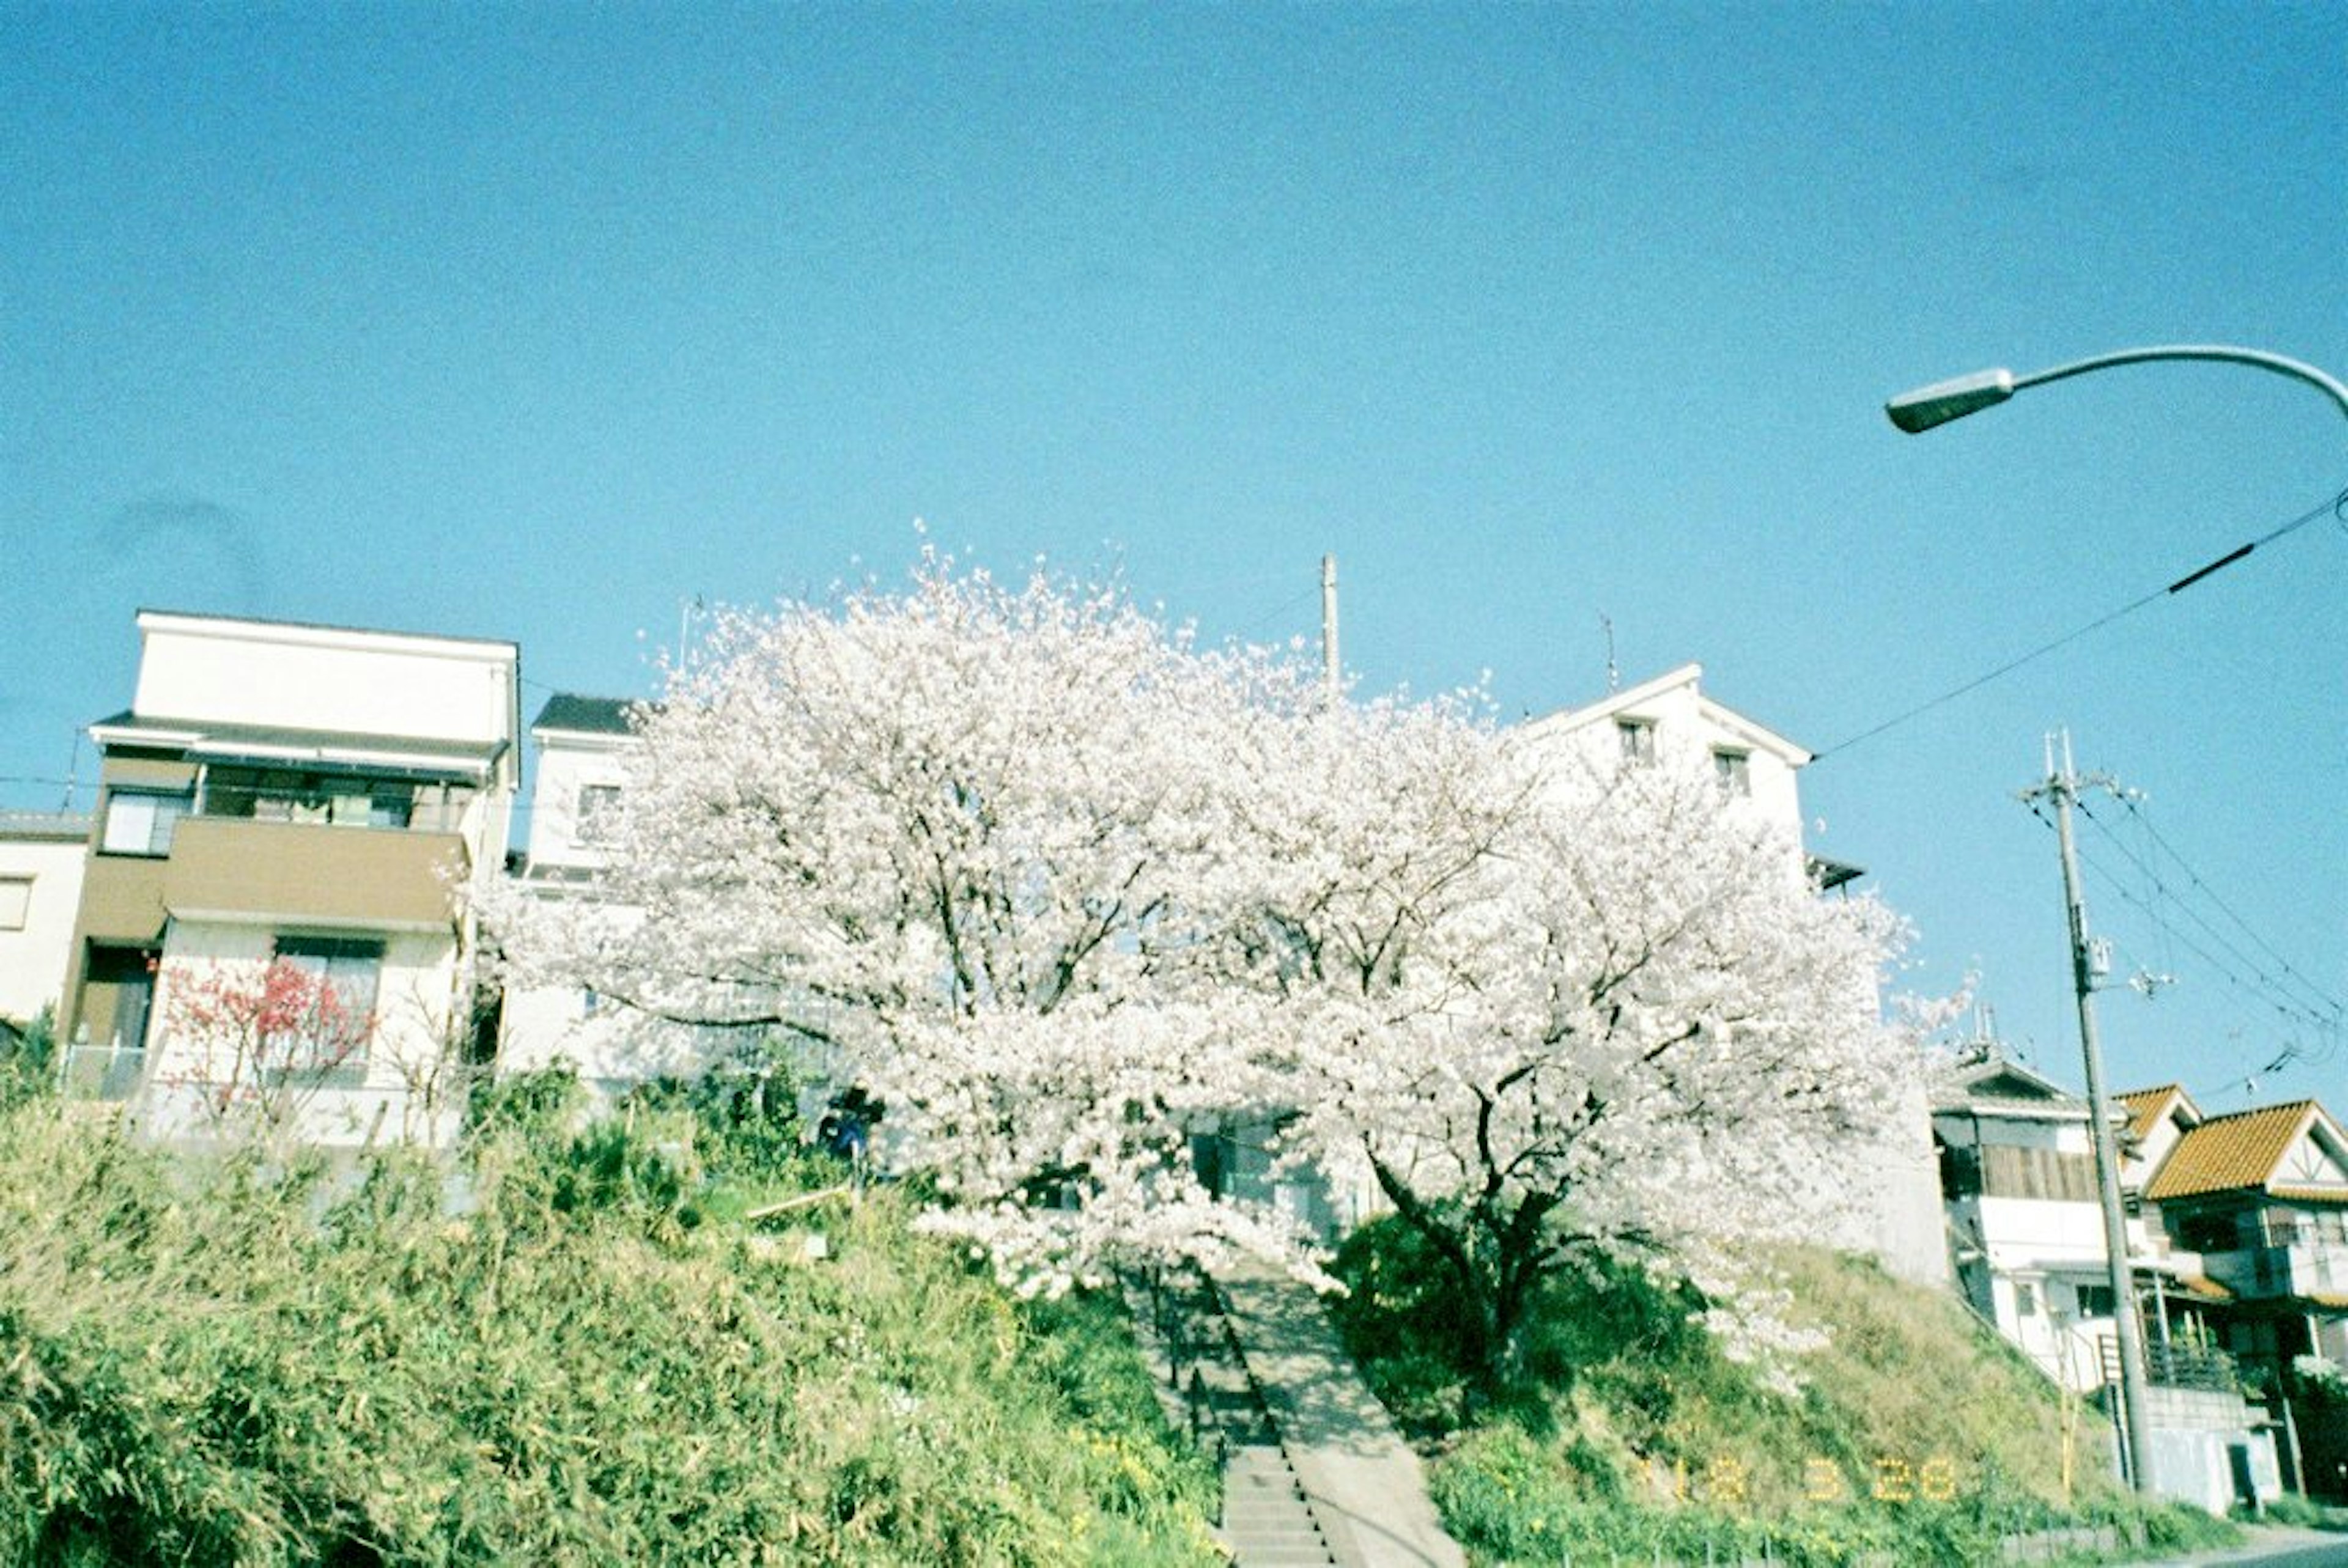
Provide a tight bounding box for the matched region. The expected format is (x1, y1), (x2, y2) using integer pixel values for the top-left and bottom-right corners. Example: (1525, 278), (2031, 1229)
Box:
(497, 693), (739, 1096)
(1934, 1052), (2132, 1390)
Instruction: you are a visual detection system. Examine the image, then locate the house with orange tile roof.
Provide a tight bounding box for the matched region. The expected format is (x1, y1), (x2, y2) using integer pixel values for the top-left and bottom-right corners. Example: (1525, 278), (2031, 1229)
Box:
(2144, 1100), (2348, 1369)
(2118, 1083), (2203, 1194)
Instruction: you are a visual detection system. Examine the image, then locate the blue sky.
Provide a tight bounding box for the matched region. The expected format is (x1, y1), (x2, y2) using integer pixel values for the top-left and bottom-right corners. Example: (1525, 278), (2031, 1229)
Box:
(4, 2), (2341, 1107)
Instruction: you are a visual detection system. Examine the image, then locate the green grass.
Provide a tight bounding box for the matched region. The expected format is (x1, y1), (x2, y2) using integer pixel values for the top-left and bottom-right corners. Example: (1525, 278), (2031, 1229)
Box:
(0, 1087), (1220, 1566)
(1331, 1218), (2239, 1567)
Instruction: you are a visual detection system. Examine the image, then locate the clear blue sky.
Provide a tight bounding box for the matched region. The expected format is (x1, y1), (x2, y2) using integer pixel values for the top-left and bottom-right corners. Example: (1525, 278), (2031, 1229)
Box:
(4, 3), (2341, 1108)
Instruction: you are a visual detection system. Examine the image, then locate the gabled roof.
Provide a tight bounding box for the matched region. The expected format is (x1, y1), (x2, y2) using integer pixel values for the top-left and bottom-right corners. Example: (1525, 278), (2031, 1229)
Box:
(2145, 1100), (2348, 1203)
(1925, 1051), (2094, 1113)
(531, 694), (641, 737)
(2119, 1083), (2203, 1144)
(1523, 663), (1812, 767)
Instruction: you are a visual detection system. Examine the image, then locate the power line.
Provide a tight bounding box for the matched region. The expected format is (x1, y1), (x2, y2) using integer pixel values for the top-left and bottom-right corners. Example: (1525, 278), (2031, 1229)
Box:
(2057, 808), (2342, 1044)
(1813, 483), (2348, 763)
(2091, 793), (2345, 1025)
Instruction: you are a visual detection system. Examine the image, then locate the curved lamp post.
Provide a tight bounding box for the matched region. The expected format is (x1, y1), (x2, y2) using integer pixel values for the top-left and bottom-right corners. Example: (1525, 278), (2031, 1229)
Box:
(1884, 342), (2346, 1497)
(1886, 342), (2348, 434)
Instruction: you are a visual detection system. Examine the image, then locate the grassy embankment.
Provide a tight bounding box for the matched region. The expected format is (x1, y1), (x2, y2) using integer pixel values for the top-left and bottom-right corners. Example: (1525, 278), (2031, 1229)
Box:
(1331, 1219), (2242, 1567)
(0, 1077), (1219, 1566)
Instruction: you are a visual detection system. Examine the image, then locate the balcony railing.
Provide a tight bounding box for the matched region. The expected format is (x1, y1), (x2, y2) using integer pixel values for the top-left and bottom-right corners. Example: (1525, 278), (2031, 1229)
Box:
(2203, 1242), (2348, 1301)
(2104, 1336), (2242, 1396)
(59, 1041), (148, 1102)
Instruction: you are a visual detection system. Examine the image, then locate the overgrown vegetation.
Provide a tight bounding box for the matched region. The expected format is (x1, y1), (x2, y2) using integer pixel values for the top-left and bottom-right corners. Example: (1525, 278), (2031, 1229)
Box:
(1332, 1217), (2237, 1567)
(0, 1004), (56, 1110)
(0, 1072), (1219, 1565)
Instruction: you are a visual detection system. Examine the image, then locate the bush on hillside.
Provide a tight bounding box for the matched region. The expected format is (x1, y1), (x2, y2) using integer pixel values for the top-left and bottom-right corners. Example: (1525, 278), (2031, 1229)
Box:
(0, 1094), (1219, 1566)
(1332, 1216), (2235, 1567)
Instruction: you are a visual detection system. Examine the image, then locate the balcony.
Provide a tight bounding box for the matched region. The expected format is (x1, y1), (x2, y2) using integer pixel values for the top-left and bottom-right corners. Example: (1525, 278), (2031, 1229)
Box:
(2202, 1242), (2348, 1303)
(160, 817), (468, 930)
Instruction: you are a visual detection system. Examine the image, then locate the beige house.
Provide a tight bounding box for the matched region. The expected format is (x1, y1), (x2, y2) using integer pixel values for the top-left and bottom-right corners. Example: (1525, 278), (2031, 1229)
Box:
(56, 611), (519, 1146)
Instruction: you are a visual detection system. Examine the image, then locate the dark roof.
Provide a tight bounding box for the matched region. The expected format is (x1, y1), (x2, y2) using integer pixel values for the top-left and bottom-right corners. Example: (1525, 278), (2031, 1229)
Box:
(0, 811), (92, 842)
(88, 712), (505, 776)
(1808, 855), (1866, 892)
(531, 694), (643, 737)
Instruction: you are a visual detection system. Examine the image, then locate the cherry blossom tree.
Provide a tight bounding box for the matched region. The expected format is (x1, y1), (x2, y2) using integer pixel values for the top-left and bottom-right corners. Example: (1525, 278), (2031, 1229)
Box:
(1228, 714), (1910, 1394)
(495, 556), (1305, 1287)
(496, 557), (1915, 1345)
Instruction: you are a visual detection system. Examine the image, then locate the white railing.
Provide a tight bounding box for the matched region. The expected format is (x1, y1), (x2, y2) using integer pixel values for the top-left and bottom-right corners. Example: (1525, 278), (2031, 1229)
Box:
(59, 1041), (149, 1102)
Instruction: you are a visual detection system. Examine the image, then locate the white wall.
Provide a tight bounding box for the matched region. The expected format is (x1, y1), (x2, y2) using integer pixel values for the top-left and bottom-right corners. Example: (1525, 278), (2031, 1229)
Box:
(1517, 669), (1807, 844)
(525, 732), (632, 871)
(0, 829), (86, 1025)
(138, 921), (467, 1147)
(134, 613), (517, 750)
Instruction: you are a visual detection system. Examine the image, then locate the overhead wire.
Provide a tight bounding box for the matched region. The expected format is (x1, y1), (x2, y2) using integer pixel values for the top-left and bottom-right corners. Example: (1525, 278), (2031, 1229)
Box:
(1812, 482), (2348, 763)
(2074, 796), (2343, 1032)
(2028, 800), (2343, 1070)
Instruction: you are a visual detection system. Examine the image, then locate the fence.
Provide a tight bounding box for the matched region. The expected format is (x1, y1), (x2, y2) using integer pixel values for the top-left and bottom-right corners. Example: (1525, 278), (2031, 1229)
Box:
(59, 1041), (147, 1102)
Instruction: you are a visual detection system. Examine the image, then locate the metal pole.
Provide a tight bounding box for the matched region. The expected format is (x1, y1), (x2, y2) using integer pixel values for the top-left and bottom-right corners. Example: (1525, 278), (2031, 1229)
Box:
(1320, 554), (1340, 702)
(2035, 731), (2155, 1492)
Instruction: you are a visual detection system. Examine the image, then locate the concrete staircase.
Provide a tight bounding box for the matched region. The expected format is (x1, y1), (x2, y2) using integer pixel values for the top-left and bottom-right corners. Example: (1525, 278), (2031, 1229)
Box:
(1222, 1443), (1338, 1566)
(1129, 1264), (1462, 1567)
(1128, 1268), (1339, 1566)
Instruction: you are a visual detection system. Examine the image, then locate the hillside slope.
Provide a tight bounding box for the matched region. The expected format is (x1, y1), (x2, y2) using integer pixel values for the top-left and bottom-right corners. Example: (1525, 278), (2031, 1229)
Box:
(1332, 1223), (2234, 1566)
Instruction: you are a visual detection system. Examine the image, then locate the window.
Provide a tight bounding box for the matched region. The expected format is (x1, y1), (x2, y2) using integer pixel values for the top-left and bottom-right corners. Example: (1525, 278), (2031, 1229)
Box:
(201, 767), (416, 830)
(576, 784), (622, 845)
(2072, 1283), (2117, 1319)
(270, 936), (382, 1073)
(2177, 1212), (2242, 1253)
(1617, 718), (1656, 765)
(2014, 1283), (2037, 1317)
(1712, 749), (1751, 797)
(0, 876), (29, 931)
(100, 787), (192, 855)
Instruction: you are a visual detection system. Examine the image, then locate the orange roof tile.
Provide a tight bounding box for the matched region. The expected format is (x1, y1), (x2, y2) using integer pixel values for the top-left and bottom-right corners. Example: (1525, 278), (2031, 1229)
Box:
(2118, 1084), (2191, 1144)
(2269, 1187), (2348, 1207)
(2144, 1101), (2318, 1202)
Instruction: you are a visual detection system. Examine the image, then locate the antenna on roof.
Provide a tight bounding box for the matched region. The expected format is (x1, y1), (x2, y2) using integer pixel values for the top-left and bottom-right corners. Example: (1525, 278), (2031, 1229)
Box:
(1600, 613), (1619, 692)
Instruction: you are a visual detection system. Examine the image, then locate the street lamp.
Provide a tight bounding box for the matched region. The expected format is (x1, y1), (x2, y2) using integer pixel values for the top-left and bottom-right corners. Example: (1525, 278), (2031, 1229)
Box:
(1886, 342), (2348, 434)
(1884, 341), (2347, 1497)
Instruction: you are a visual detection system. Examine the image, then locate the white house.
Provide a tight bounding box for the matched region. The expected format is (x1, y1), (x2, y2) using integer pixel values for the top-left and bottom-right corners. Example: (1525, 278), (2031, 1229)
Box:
(1934, 1051), (2135, 1389)
(1516, 663), (1946, 1287)
(0, 811), (90, 1033)
(57, 611), (519, 1147)
(497, 694), (737, 1095)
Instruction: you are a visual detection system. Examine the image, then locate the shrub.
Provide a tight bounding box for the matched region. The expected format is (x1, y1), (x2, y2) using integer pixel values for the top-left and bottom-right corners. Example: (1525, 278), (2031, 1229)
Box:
(0, 1097), (1219, 1565)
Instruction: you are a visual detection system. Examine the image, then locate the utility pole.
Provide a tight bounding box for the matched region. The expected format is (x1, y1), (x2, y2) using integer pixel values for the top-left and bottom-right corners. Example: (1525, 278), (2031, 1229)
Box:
(1320, 554), (1340, 704)
(2023, 731), (2154, 1493)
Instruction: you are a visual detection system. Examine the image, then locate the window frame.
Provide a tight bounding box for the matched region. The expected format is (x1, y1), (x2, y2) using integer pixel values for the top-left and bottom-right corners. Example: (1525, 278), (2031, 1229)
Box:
(1616, 717), (1657, 765)
(267, 934), (385, 1078)
(99, 786), (194, 856)
(0, 875), (30, 932)
(1712, 748), (1752, 798)
(575, 783), (623, 845)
